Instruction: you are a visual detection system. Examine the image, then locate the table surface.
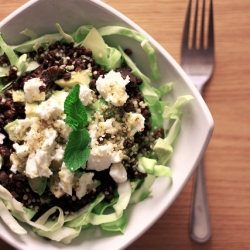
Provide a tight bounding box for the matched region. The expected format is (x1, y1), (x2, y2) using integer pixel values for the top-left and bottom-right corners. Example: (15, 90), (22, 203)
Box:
(0, 0), (250, 249)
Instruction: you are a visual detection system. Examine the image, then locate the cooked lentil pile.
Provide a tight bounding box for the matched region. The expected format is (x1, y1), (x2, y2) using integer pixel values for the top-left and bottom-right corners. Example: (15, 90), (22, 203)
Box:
(0, 41), (164, 220)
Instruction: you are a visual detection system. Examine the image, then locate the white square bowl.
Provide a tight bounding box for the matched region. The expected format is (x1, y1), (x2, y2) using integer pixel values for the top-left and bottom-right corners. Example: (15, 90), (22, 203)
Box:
(0, 0), (214, 249)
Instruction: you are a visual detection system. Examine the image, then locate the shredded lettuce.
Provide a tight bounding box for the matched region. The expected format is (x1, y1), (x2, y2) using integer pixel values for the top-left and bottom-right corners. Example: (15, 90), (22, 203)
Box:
(98, 26), (160, 80)
(0, 199), (27, 234)
(70, 25), (93, 43)
(12, 33), (63, 53)
(20, 28), (38, 40)
(55, 23), (75, 44)
(0, 34), (20, 70)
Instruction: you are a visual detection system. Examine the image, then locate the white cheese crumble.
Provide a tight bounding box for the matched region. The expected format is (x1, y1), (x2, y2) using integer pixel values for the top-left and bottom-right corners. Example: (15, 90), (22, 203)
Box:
(126, 112), (145, 137)
(12, 143), (29, 159)
(51, 146), (64, 162)
(79, 85), (94, 106)
(35, 97), (64, 120)
(58, 163), (74, 196)
(110, 162), (127, 183)
(23, 78), (46, 103)
(88, 118), (121, 147)
(96, 70), (129, 106)
(87, 142), (123, 171)
(53, 120), (72, 140)
(75, 172), (94, 199)
(25, 150), (53, 178)
(8, 103), (69, 178)
(10, 153), (23, 173)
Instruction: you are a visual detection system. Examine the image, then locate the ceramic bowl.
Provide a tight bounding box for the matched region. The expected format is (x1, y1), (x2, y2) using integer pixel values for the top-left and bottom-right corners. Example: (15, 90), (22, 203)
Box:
(0, 0), (214, 249)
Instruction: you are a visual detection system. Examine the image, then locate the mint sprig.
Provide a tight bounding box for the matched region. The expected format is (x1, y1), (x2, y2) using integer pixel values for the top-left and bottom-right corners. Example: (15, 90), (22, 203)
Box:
(63, 84), (91, 172)
(64, 84), (88, 130)
(64, 130), (91, 172)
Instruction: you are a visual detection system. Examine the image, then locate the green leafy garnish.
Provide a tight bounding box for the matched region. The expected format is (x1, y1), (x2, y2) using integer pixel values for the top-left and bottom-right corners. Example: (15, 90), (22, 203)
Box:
(63, 84), (91, 172)
(64, 130), (91, 172)
(64, 84), (88, 130)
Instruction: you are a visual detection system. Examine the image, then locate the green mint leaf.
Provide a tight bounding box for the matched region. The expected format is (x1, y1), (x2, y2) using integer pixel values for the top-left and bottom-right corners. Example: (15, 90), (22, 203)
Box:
(64, 129), (91, 172)
(64, 84), (88, 130)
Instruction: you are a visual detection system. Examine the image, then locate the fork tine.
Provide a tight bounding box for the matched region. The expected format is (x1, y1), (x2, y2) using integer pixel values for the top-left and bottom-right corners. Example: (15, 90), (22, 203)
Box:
(181, 0), (192, 50)
(192, 0), (199, 49)
(200, 0), (205, 48)
(208, 0), (214, 50)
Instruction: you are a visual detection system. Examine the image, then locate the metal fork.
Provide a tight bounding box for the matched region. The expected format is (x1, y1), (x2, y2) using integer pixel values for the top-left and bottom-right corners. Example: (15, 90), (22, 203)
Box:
(181, 0), (214, 243)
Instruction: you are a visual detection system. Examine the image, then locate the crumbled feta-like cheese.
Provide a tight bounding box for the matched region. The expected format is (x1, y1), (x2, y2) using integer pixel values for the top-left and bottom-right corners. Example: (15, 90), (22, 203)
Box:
(23, 78), (46, 103)
(10, 153), (24, 173)
(25, 151), (53, 178)
(88, 118), (120, 147)
(110, 162), (127, 183)
(75, 172), (94, 199)
(53, 120), (72, 140)
(88, 123), (98, 146)
(36, 97), (64, 120)
(126, 112), (145, 137)
(40, 128), (57, 151)
(6, 118), (34, 142)
(79, 85), (94, 106)
(99, 118), (119, 135)
(87, 142), (123, 171)
(96, 70), (129, 106)
(13, 143), (29, 159)
(0, 133), (5, 144)
(51, 145), (64, 162)
(58, 163), (74, 196)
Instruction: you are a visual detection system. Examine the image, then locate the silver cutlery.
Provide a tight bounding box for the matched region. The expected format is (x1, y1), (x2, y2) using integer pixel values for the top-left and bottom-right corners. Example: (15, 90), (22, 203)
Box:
(181, 0), (214, 243)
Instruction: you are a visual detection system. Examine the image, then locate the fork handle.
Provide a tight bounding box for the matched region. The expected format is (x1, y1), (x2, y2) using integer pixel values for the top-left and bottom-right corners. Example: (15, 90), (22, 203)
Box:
(189, 158), (212, 243)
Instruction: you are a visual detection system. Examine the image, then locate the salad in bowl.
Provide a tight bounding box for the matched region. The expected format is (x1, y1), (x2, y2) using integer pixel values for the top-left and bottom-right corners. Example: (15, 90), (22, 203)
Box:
(0, 0), (213, 249)
(0, 22), (193, 244)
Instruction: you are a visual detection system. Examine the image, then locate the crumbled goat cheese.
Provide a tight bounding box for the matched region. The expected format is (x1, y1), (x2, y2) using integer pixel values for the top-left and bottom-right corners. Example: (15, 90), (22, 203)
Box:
(8, 97), (70, 178)
(0, 133), (5, 144)
(53, 120), (72, 140)
(99, 118), (119, 135)
(110, 162), (127, 183)
(10, 153), (24, 173)
(36, 97), (64, 120)
(126, 112), (145, 137)
(25, 150), (53, 178)
(88, 118), (120, 147)
(87, 142), (123, 171)
(58, 163), (74, 196)
(7, 118), (34, 142)
(23, 78), (46, 103)
(96, 70), (129, 106)
(79, 85), (94, 106)
(51, 145), (64, 162)
(75, 172), (94, 199)
(12, 143), (29, 159)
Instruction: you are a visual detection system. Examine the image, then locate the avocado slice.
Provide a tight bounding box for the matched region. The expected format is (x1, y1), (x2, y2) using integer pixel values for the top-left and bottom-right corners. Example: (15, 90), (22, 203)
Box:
(55, 70), (91, 88)
(4, 120), (19, 141)
(12, 90), (25, 102)
(28, 176), (47, 196)
(153, 137), (173, 165)
(25, 102), (38, 118)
